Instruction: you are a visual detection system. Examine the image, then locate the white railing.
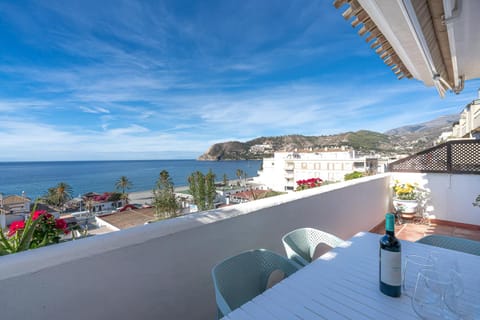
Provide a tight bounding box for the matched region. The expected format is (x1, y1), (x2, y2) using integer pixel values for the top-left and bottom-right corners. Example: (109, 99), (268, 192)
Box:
(0, 174), (392, 320)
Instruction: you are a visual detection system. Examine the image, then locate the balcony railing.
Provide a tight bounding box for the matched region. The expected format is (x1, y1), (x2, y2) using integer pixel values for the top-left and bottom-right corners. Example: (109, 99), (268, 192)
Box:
(388, 140), (480, 174)
(0, 172), (478, 319)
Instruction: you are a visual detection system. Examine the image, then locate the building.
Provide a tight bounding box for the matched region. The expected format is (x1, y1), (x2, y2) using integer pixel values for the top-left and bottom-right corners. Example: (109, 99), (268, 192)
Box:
(82, 192), (126, 214)
(253, 149), (385, 191)
(96, 207), (157, 231)
(452, 92), (480, 139)
(0, 193), (31, 215)
(249, 144), (273, 154)
(437, 90), (480, 143)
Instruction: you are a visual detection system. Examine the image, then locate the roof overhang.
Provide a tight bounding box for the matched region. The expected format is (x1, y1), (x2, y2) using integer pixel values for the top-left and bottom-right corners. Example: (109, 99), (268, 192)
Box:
(334, 0), (480, 97)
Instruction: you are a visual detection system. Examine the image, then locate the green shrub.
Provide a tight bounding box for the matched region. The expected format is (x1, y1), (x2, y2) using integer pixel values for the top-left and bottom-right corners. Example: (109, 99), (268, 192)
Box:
(344, 171), (364, 181)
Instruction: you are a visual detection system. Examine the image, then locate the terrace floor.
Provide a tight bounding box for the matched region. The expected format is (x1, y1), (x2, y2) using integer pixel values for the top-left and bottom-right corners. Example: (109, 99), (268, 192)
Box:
(370, 219), (480, 242)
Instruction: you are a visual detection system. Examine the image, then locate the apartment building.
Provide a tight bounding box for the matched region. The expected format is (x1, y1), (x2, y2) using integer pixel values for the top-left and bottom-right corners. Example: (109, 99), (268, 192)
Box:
(253, 149), (385, 192)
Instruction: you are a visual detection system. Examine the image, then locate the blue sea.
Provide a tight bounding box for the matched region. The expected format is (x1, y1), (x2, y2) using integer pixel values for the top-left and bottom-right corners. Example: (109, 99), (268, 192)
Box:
(0, 160), (262, 199)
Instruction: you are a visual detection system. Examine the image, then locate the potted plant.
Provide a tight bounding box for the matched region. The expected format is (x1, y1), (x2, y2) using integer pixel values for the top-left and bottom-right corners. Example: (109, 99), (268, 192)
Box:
(392, 180), (427, 220)
(473, 194), (480, 207)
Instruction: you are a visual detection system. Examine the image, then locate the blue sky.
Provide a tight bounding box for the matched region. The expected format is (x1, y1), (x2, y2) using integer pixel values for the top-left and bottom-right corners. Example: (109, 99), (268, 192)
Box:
(0, 0), (479, 161)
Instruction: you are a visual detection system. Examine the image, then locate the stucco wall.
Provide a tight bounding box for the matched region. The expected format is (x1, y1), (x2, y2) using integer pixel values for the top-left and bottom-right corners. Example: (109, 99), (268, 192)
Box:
(0, 174), (390, 320)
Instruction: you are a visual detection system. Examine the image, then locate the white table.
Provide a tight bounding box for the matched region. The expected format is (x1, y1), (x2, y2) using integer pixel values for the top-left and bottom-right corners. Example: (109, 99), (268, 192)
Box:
(223, 232), (480, 319)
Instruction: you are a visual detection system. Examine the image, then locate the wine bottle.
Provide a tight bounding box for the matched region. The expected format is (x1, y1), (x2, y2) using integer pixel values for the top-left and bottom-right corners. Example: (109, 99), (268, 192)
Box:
(379, 212), (401, 297)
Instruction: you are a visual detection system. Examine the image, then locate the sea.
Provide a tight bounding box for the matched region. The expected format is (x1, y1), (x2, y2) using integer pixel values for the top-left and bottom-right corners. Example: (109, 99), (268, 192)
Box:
(0, 160), (262, 200)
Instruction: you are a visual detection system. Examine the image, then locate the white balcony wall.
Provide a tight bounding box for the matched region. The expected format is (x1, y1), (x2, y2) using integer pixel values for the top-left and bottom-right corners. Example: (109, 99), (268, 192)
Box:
(0, 175), (390, 320)
(391, 172), (480, 225)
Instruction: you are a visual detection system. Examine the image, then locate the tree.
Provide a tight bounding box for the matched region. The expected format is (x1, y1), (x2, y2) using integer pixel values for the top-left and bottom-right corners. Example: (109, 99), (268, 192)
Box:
(43, 182), (73, 210)
(188, 170), (217, 211)
(115, 176), (132, 203)
(205, 170), (216, 210)
(222, 173), (228, 187)
(188, 171), (205, 211)
(153, 170), (178, 219)
(236, 169), (244, 186)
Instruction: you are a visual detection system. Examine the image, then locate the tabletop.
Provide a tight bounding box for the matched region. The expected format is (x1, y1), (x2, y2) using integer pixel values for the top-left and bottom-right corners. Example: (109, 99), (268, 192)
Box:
(222, 232), (480, 320)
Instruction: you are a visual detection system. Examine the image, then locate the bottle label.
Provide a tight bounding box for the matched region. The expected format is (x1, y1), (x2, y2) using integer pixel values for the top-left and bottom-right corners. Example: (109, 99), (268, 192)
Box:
(380, 249), (401, 286)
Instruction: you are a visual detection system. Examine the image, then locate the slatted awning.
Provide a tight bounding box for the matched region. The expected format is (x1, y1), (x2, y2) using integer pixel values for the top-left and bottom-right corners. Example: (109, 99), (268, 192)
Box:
(333, 0), (467, 97)
(334, 0), (412, 81)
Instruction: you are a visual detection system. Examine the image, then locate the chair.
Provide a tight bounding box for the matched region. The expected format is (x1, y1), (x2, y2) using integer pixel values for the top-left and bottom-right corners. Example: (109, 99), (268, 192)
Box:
(282, 227), (344, 267)
(211, 249), (299, 318)
(416, 235), (480, 256)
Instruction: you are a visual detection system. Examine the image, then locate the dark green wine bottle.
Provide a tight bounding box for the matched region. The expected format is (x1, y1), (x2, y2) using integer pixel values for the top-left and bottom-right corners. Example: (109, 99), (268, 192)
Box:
(379, 213), (401, 297)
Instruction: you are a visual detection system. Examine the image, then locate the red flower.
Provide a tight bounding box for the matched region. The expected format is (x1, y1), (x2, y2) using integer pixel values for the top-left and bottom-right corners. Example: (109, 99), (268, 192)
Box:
(8, 220), (25, 237)
(32, 210), (53, 220)
(55, 219), (70, 234)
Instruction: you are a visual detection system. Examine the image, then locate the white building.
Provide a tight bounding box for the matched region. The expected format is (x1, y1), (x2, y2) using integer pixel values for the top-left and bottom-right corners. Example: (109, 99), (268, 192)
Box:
(0, 193), (31, 215)
(253, 150), (385, 192)
(452, 92), (480, 139)
(437, 91), (480, 143)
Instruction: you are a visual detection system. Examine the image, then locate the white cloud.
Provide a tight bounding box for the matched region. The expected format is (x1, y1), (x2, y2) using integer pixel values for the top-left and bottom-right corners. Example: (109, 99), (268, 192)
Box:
(79, 106), (110, 114)
(106, 125), (149, 136)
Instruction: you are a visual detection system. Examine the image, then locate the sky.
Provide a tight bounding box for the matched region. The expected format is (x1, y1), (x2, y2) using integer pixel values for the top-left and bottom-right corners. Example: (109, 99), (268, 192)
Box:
(0, 0), (479, 161)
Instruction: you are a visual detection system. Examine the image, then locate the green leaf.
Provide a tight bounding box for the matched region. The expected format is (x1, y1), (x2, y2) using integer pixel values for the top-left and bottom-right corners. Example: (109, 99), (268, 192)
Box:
(17, 216), (42, 252)
(0, 229), (14, 253)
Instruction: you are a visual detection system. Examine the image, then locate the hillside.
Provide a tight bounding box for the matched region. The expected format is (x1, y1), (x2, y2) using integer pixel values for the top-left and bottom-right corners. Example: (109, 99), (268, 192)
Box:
(198, 114), (459, 160)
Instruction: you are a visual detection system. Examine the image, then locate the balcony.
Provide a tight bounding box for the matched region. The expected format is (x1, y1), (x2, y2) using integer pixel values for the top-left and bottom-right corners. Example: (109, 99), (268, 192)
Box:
(0, 171), (478, 319)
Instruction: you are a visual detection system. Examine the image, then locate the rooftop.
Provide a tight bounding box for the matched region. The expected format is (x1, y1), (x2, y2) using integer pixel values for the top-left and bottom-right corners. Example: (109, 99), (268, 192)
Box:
(97, 207), (156, 230)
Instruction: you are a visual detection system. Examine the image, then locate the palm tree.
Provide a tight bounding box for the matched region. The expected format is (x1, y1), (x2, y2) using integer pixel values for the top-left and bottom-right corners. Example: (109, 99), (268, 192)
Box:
(236, 169), (244, 186)
(115, 176), (132, 203)
(44, 182), (73, 210)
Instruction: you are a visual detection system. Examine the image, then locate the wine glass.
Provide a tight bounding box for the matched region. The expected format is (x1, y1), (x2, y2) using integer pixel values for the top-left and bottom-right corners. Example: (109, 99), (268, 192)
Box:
(411, 269), (459, 319)
(402, 255), (435, 297)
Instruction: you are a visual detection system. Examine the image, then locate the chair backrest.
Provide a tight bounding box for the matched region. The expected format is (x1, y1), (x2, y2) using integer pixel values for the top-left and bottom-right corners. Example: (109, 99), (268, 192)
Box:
(211, 249), (299, 318)
(282, 227), (344, 267)
(416, 235), (480, 256)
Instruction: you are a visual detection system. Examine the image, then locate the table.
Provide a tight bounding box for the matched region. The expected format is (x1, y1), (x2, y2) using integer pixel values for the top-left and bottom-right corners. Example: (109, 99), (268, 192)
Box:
(222, 232), (480, 319)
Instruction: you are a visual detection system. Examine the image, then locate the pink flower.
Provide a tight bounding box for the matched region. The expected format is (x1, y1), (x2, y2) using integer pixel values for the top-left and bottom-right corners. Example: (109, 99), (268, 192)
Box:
(32, 210), (53, 220)
(55, 219), (70, 234)
(8, 220), (25, 237)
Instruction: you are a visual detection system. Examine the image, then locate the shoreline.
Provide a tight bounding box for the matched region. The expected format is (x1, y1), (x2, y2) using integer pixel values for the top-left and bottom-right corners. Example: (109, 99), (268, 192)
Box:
(128, 178), (250, 205)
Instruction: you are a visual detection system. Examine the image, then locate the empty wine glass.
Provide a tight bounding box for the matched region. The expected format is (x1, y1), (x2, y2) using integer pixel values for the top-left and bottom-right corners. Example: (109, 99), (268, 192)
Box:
(428, 251), (465, 312)
(403, 255), (435, 297)
(412, 269), (459, 319)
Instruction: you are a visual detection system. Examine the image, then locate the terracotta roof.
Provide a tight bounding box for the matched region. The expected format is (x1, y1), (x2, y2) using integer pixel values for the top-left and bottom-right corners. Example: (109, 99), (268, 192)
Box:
(98, 208), (156, 230)
(1, 195), (30, 205)
(232, 189), (269, 201)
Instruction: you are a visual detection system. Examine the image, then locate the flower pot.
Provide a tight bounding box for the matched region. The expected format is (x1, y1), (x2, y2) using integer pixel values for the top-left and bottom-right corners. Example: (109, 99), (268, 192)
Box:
(393, 198), (418, 214)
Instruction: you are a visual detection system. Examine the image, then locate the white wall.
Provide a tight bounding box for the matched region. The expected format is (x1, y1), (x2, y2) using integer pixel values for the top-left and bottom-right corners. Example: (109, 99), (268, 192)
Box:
(0, 175), (391, 320)
(391, 172), (480, 225)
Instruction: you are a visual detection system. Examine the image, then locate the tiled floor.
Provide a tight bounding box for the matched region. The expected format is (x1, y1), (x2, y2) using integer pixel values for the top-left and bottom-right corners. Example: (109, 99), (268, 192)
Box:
(370, 219), (480, 242)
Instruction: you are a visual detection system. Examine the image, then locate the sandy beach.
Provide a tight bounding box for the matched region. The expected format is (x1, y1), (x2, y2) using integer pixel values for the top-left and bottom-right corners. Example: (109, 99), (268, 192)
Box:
(129, 186), (190, 205)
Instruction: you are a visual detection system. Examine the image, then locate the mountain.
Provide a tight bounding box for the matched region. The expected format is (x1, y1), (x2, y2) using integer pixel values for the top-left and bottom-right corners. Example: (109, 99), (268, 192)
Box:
(198, 114), (459, 160)
(384, 114), (458, 135)
(383, 114), (459, 151)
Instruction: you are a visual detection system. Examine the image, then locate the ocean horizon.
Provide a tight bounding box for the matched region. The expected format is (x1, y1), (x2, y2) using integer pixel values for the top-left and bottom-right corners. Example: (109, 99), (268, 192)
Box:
(0, 159), (262, 200)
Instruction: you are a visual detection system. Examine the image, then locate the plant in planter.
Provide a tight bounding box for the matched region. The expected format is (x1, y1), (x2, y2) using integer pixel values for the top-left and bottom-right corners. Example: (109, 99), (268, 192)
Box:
(391, 180), (428, 219)
(0, 209), (70, 255)
(474, 194), (480, 207)
(296, 178), (323, 191)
